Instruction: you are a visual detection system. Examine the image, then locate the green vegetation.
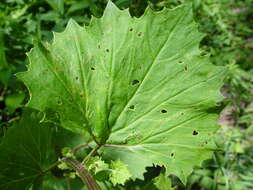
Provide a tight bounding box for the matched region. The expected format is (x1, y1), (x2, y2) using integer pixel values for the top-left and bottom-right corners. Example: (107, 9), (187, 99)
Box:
(0, 0), (252, 190)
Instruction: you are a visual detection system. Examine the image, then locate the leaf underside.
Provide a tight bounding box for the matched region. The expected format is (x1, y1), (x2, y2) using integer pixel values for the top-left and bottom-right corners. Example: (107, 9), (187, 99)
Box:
(17, 2), (226, 183)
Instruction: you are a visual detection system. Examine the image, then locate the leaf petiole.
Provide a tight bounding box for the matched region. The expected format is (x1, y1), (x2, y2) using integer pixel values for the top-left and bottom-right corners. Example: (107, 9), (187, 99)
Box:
(62, 157), (101, 190)
(83, 145), (102, 164)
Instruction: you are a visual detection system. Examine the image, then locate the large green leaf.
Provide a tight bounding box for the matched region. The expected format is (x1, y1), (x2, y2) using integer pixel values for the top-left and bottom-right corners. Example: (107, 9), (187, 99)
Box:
(0, 111), (57, 190)
(17, 1), (226, 183)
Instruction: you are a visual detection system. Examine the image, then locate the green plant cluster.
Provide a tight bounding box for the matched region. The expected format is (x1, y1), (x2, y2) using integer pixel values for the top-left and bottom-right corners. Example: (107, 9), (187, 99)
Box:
(187, 125), (253, 190)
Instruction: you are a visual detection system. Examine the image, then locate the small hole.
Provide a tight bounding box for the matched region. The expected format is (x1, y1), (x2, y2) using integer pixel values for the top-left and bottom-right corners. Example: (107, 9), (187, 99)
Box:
(91, 67), (95, 70)
(129, 28), (133, 32)
(75, 76), (79, 80)
(192, 130), (198, 136)
(171, 153), (174, 157)
(138, 32), (142, 36)
(184, 66), (188, 71)
(129, 105), (135, 110)
(161, 109), (167, 114)
(132, 80), (139, 85)
(106, 49), (109, 53)
(178, 61), (183, 64)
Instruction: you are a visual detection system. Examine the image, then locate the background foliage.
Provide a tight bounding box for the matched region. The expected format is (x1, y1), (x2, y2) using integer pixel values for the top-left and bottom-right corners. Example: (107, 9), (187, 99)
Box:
(0, 0), (252, 189)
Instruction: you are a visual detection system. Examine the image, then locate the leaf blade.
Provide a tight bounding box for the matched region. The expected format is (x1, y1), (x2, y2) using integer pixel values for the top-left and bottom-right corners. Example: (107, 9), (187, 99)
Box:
(17, 2), (227, 183)
(0, 110), (57, 190)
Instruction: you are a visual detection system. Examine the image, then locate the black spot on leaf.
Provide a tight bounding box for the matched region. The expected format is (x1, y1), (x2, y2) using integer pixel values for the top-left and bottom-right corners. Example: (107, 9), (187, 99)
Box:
(57, 100), (62, 105)
(129, 28), (133, 32)
(106, 49), (109, 52)
(138, 32), (142, 36)
(132, 80), (140, 85)
(192, 130), (198, 135)
(184, 65), (188, 71)
(91, 67), (95, 70)
(129, 105), (135, 110)
(161, 109), (167, 113)
(171, 153), (174, 157)
(75, 76), (79, 80)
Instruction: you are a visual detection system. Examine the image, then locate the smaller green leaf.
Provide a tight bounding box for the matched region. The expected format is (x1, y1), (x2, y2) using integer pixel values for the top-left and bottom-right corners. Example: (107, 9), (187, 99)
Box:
(5, 92), (25, 114)
(109, 160), (131, 186)
(153, 173), (174, 190)
(86, 156), (109, 174)
(0, 110), (57, 190)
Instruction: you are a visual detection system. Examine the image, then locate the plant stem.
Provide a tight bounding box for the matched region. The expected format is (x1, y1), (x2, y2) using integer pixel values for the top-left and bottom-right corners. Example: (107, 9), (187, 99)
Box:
(83, 145), (101, 164)
(62, 157), (101, 190)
